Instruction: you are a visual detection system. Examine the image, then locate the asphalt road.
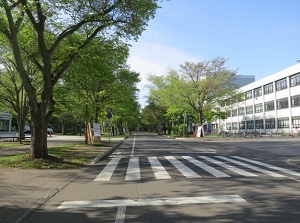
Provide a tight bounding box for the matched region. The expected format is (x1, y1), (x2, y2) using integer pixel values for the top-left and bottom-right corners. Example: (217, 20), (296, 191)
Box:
(24, 132), (300, 223)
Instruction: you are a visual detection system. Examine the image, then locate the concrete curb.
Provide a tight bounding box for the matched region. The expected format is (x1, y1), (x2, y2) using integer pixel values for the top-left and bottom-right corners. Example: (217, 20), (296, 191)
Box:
(89, 140), (124, 164)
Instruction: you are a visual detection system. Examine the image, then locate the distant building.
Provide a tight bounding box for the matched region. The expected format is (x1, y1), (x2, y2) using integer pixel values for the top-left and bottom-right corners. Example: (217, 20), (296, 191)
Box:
(0, 112), (13, 135)
(233, 75), (255, 87)
(213, 64), (300, 134)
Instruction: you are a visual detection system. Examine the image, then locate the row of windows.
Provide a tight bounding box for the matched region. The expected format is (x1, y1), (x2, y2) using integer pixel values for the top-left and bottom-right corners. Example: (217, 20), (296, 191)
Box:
(226, 117), (300, 130)
(221, 73), (300, 107)
(226, 95), (300, 116)
(227, 73), (300, 104)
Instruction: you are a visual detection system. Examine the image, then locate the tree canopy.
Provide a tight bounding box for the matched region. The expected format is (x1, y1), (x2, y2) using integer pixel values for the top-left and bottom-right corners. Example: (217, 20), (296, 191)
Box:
(0, 0), (161, 157)
(147, 57), (238, 136)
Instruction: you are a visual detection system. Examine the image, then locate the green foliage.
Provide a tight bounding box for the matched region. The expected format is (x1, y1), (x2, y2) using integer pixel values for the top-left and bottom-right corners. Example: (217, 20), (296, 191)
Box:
(147, 57), (238, 126)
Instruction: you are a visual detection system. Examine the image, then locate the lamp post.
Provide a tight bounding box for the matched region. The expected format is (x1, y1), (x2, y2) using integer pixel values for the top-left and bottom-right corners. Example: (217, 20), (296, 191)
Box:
(183, 113), (187, 137)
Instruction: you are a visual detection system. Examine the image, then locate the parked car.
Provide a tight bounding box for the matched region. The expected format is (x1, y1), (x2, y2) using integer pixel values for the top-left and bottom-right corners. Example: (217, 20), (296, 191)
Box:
(24, 125), (30, 133)
(24, 124), (54, 134)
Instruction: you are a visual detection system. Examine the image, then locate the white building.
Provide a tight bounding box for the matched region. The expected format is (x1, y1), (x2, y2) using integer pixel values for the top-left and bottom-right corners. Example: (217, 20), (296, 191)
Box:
(216, 63), (300, 134)
(0, 112), (13, 135)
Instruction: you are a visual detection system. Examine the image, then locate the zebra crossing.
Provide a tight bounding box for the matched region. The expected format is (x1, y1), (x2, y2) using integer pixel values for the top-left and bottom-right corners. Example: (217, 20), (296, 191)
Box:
(93, 155), (300, 182)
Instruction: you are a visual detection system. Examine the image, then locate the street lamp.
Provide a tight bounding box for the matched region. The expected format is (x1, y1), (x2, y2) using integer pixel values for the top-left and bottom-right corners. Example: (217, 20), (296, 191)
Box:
(183, 113), (187, 137)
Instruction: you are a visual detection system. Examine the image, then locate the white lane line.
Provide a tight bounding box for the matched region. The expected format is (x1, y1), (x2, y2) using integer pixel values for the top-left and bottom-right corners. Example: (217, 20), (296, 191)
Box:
(115, 206), (126, 223)
(125, 157), (140, 181)
(175, 141), (216, 153)
(216, 156), (286, 178)
(148, 156), (171, 179)
(232, 156), (300, 177)
(171, 151), (216, 154)
(199, 156), (258, 177)
(182, 156), (230, 178)
(164, 156), (201, 178)
(58, 195), (246, 209)
(130, 133), (137, 158)
(94, 158), (121, 181)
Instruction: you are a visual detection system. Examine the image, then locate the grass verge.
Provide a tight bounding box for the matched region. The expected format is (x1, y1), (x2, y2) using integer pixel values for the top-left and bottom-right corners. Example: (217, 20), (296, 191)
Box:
(0, 141), (117, 169)
(0, 142), (23, 149)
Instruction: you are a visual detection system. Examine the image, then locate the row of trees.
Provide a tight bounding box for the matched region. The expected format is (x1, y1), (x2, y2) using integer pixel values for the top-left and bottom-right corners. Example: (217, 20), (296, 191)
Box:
(140, 57), (239, 136)
(0, 0), (161, 158)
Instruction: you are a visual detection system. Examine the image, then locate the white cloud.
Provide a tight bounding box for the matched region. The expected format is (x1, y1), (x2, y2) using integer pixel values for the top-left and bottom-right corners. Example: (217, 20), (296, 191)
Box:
(128, 41), (200, 107)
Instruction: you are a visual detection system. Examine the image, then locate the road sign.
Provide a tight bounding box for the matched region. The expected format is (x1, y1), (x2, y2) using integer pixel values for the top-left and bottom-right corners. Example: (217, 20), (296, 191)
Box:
(107, 107), (112, 113)
(107, 113), (112, 119)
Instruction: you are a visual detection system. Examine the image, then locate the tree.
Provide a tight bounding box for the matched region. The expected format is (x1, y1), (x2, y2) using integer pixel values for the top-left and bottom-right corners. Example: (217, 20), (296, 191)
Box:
(0, 0), (160, 158)
(0, 54), (31, 139)
(148, 57), (238, 136)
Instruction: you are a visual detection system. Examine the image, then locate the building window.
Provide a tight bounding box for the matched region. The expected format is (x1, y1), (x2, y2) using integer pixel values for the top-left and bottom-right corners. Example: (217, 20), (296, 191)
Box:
(226, 123), (231, 130)
(264, 83), (273, 95)
(238, 107), (245, 116)
(232, 109), (237, 117)
(290, 73), (300, 87)
(276, 78), (287, 91)
(226, 110), (231, 118)
(232, 122), (238, 130)
(0, 119), (10, 132)
(265, 118), (275, 129)
(246, 120), (254, 129)
(255, 119), (264, 129)
(239, 121), (245, 129)
(246, 105), (253, 114)
(291, 95), (300, 107)
(292, 117), (300, 128)
(253, 87), (262, 98)
(277, 118), (289, 128)
(254, 103), (263, 113)
(265, 101), (274, 111)
(245, 90), (252, 100)
(277, 97), (289, 110)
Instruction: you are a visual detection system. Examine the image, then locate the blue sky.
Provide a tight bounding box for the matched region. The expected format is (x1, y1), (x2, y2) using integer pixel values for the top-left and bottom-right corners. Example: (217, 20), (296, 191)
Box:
(127, 0), (300, 107)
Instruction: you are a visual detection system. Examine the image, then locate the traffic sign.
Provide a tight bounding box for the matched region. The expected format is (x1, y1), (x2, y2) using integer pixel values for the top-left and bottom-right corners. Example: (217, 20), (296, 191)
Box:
(107, 113), (112, 119)
(107, 107), (112, 113)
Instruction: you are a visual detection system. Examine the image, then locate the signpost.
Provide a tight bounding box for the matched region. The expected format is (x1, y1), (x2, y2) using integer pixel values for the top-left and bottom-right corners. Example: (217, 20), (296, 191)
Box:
(107, 108), (112, 142)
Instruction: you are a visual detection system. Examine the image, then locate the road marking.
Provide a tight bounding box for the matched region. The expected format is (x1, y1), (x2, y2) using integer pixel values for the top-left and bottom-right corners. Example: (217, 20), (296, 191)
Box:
(174, 141), (216, 153)
(216, 156), (286, 178)
(148, 156), (171, 179)
(232, 156), (300, 177)
(94, 158), (121, 181)
(164, 156), (201, 178)
(182, 156), (230, 178)
(130, 133), (137, 158)
(125, 157), (140, 181)
(115, 206), (126, 223)
(58, 195), (246, 209)
(199, 156), (258, 177)
(171, 151), (216, 154)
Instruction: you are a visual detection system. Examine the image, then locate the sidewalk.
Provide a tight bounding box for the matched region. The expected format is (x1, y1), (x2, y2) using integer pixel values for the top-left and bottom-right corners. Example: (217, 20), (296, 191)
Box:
(0, 135), (120, 223)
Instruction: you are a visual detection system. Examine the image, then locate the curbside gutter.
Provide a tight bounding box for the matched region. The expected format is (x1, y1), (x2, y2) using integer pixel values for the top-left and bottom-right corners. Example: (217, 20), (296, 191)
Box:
(89, 140), (124, 164)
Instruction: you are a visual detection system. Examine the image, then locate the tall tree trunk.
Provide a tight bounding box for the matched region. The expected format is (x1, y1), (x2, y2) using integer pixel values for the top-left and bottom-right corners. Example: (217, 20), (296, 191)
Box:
(29, 109), (48, 158)
(198, 110), (204, 137)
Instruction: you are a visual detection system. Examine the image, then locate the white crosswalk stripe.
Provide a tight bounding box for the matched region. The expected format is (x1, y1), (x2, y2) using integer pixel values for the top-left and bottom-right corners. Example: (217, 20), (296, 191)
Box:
(199, 156), (258, 177)
(164, 156), (201, 178)
(148, 156), (171, 179)
(125, 157), (140, 181)
(94, 158), (121, 181)
(232, 156), (300, 177)
(216, 156), (286, 178)
(182, 156), (230, 178)
(93, 156), (299, 181)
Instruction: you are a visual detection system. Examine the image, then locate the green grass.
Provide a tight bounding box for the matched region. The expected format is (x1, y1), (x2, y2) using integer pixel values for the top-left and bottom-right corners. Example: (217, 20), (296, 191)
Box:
(0, 141), (117, 169)
(0, 142), (23, 149)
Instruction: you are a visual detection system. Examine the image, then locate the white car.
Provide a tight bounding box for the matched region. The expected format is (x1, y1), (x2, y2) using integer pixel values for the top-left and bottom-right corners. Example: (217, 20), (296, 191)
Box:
(24, 125), (31, 133)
